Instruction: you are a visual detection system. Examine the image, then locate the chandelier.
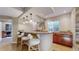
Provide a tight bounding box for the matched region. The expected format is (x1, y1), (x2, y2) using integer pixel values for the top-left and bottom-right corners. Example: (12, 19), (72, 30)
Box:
(23, 13), (36, 25)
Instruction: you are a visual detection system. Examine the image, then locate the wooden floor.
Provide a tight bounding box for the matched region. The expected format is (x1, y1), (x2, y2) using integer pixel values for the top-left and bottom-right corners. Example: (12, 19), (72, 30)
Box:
(0, 43), (28, 51)
(0, 37), (27, 51)
(0, 37), (73, 51)
(52, 44), (73, 51)
(0, 43), (73, 51)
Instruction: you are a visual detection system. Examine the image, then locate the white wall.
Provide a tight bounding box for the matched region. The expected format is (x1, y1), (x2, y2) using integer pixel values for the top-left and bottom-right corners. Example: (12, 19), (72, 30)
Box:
(19, 12), (72, 32)
(18, 24), (33, 32)
(46, 13), (72, 32)
(18, 8), (72, 32)
(70, 8), (76, 50)
(59, 13), (71, 31)
(18, 16), (41, 32)
(18, 8), (44, 32)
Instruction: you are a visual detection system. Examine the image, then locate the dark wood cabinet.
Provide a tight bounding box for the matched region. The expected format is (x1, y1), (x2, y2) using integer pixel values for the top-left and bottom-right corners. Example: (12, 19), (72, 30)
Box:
(2, 31), (6, 38)
(53, 32), (73, 47)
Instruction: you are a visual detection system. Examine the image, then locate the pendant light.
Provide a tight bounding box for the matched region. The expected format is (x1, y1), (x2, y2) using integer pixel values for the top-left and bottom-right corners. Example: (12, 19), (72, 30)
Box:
(23, 17), (26, 24)
(29, 13), (33, 23)
(23, 16), (29, 24)
(25, 16), (29, 23)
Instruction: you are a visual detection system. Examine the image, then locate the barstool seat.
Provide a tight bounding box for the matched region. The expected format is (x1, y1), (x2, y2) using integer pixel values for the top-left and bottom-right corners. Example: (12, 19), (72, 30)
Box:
(22, 36), (29, 40)
(21, 36), (29, 50)
(17, 32), (20, 35)
(29, 39), (40, 46)
(18, 32), (24, 38)
(17, 32), (24, 47)
(18, 35), (22, 38)
(17, 35), (22, 47)
(27, 34), (40, 51)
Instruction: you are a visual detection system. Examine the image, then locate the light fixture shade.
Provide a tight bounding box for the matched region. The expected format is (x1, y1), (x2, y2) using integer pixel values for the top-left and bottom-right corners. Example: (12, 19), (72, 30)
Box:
(25, 21), (29, 23)
(29, 20), (33, 23)
(23, 22), (26, 24)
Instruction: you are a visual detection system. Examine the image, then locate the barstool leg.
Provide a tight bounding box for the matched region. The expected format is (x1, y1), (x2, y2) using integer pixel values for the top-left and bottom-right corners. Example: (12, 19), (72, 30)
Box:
(38, 44), (40, 51)
(21, 40), (23, 50)
(28, 46), (30, 51)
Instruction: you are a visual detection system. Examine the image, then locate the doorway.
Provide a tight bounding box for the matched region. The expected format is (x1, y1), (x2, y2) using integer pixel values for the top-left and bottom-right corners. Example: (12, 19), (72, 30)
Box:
(0, 19), (13, 46)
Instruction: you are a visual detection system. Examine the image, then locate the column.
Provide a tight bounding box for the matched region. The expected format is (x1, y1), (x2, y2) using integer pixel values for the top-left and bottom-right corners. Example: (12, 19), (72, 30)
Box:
(12, 18), (18, 43)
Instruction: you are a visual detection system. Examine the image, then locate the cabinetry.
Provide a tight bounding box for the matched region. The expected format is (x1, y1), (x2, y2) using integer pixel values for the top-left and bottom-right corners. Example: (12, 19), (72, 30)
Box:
(53, 32), (73, 47)
(75, 8), (79, 50)
(76, 8), (79, 41)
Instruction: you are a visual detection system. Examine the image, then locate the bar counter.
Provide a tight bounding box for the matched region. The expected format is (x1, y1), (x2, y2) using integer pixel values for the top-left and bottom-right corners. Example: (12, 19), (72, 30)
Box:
(25, 31), (53, 51)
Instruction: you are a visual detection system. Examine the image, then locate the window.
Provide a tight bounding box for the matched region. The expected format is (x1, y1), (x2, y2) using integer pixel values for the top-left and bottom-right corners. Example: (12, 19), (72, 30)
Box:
(48, 21), (60, 32)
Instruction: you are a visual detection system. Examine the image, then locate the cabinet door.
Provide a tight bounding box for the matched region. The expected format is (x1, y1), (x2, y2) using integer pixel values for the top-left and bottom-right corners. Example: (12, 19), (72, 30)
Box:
(64, 40), (72, 47)
(53, 33), (62, 44)
(53, 36), (58, 43)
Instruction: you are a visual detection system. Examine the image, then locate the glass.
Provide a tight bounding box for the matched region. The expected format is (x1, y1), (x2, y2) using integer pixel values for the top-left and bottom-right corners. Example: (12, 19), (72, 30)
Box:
(48, 21), (60, 32)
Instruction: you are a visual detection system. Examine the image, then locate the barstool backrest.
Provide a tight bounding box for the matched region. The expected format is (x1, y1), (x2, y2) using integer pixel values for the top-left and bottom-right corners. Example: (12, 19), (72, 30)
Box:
(22, 36), (29, 40)
(28, 34), (33, 40)
(37, 34), (40, 39)
(17, 32), (20, 35)
(21, 32), (24, 37)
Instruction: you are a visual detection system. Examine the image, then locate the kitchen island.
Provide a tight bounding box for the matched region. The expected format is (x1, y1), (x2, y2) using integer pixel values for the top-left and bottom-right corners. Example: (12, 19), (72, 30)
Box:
(25, 32), (53, 51)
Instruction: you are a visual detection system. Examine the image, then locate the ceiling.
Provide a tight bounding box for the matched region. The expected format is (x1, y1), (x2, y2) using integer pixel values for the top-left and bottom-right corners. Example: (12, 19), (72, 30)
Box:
(0, 7), (31, 18)
(18, 7), (73, 24)
(13, 7), (31, 13)
(0, 7), (73, 20)
(0, 7), (22, 18)
(30, 7), (53, 16)
(46, 7), (73, 18)
(20, 7), (73, 19)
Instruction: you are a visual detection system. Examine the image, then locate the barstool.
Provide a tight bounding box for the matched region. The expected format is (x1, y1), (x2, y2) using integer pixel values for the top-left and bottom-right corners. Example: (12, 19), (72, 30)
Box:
(17, 31), (20, 35)
(27, 34), (40, 51)
(21, 36), (29, 50)
(17, 32), (24, 47)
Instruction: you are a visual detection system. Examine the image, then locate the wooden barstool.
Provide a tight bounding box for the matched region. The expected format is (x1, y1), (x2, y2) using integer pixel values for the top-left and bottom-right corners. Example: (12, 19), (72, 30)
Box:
(21, 36), (29, 50)
(27, 34), (40, 51)
(17, 32), (24, 47)
(17, 35), (22, 47)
